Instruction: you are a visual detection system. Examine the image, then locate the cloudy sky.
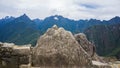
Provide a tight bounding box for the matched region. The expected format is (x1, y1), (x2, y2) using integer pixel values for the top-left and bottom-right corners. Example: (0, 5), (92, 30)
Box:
(0, 0), (120, 20)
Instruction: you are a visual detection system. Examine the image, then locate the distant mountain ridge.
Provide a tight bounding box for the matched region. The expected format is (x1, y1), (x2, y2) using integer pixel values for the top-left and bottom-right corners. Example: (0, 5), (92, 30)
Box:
(0, 16), (15, 29)
(33, 15), (120, 33)
(0, 14), (120, 43)
(0, 14), (40, 46)
(0, 14), (120, 56)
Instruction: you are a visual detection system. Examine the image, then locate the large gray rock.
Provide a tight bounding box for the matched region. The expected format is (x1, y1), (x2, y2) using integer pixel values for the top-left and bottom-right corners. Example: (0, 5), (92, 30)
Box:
(74, 33), (110, 63)
(74, 33), (112, 68)
(74, 33), (95, 57)
(33, 25), (92, 67)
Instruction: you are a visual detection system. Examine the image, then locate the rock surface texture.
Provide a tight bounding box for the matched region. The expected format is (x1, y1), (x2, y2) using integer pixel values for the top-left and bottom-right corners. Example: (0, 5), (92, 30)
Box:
(74, 33), (105, 62)
(0, 42), (31, 68)
(33, 25), (93, 67)
(74, 33), (95, 57)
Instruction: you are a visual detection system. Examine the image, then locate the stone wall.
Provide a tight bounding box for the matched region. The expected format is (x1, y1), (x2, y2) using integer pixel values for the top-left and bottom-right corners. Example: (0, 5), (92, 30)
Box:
(0, 42), (31, 68)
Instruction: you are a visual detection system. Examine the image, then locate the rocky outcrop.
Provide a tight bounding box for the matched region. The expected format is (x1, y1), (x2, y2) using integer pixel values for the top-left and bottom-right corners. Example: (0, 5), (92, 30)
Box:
(74, 33), (105, 62)
(74, 33), (95, 57)
(33, 25), (93, 67)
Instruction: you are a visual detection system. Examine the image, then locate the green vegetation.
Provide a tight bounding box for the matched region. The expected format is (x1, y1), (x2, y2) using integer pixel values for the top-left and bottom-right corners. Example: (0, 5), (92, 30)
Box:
(85, 24), (120, 56)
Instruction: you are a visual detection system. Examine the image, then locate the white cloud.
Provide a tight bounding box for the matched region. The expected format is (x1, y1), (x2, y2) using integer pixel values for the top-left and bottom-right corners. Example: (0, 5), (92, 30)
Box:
(0, 0), (120, 20)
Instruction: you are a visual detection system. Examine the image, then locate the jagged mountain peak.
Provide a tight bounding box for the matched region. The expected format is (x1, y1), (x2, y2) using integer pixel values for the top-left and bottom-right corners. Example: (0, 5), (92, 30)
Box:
(53, 15), (64, 18)
(110, 16), (120, 21)
(112, 16), (120, 19)
(4, 16), (14, 19)
(20, 14), (28, 17)
(0, 16), (15, 21)
(109, 16), (120, 23)
(11, 14), (32, 24)
(18, 14), (30, 20)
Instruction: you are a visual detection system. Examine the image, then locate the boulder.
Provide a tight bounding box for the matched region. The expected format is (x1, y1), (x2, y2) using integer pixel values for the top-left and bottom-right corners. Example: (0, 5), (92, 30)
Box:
(74, 33), (95, 57)
(33, 25), (92, 67)
(74, 33), (104, 62)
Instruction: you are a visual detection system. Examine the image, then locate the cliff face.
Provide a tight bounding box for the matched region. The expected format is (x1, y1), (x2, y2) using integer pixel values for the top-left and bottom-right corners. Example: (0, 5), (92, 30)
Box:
(74, 33), (95, 57)
(74, 33), (108, 63)
(85, 24), (120, 57)
(33, 25), (92, 67)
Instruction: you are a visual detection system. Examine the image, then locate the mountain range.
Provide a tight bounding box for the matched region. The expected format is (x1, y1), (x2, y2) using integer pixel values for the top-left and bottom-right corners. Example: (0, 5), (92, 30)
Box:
(0, 14), (120, 57)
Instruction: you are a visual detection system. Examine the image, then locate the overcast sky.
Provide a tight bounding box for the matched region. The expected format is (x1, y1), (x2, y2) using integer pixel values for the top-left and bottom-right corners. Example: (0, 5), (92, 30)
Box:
(0, 0), (120, 20)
